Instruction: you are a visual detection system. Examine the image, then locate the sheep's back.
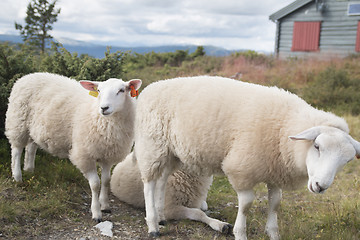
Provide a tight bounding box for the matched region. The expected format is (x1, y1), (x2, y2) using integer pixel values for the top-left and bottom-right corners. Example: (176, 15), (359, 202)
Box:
(136, 76), (304, 174)
(6, 73), (90, 158)
(136, 76), (349, 189)
(110, 154), (145, 208)
(110, 153), (212, 210)
(165, 170), (212, 209)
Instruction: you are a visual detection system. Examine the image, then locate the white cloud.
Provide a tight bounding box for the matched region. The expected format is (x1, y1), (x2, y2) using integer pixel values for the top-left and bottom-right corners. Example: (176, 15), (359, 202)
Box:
(146, 14), (226, 36)
(0, 0), (294, 52)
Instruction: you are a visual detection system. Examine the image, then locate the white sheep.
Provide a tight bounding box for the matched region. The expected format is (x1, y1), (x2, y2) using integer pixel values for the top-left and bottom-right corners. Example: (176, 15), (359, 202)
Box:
(5, 72), (141, 222)
(133, 76), (360, 240)
(110, 152), (233, 233)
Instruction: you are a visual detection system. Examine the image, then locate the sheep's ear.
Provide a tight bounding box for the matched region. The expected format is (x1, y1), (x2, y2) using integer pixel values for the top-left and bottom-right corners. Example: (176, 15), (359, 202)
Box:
(348, 135), (360, 159)
(128, 79), (142, 90)
(289, 127), (322, 141)
(80, 80), (99, 91)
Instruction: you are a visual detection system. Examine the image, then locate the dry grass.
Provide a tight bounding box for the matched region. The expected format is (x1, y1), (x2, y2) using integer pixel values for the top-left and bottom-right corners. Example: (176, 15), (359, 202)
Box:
(2, 54), (360, 239)
(1, 117), (360, 239)
(218, 55), (348, 90)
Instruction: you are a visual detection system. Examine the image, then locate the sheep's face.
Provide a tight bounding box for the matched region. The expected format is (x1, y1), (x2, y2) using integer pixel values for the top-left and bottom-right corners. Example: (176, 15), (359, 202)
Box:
(80, 78), (142, 116)
(290, 126), (360, 194)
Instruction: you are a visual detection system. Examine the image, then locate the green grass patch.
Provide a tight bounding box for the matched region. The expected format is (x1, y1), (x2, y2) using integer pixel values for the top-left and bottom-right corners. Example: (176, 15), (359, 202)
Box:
(0, 139), (89, 238)
(1, 114), (360, 239)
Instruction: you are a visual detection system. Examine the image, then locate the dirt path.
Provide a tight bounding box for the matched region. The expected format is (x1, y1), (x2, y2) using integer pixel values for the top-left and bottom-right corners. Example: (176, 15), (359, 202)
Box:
(4, 193), (233, 240)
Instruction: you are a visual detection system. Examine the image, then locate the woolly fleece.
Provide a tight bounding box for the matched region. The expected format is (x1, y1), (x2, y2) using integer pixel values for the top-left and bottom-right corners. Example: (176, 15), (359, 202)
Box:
(5, 72), (138, 221)
(134, 76), (349, 192)
(110, 152), (212, 213)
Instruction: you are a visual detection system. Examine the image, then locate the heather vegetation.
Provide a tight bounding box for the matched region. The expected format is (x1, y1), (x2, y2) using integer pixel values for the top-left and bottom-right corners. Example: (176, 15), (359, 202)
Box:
(2, 42), (360, 129)
(1, 43), (360, 239)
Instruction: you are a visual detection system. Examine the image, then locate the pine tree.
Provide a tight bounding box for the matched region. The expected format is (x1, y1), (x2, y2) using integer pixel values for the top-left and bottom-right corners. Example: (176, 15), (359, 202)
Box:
(15, 0), (61, 54)
(191, 46), (206, 58)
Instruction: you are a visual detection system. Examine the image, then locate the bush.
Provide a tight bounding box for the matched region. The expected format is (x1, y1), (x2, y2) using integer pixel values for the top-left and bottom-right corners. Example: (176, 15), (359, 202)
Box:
(0, 42), (211, 139)
(303, 66), (360, 115)
(0, 42), (128, 138)
(2, 41), (360, 138)
(40, 43), (127, 81)
(0, 43), (39, 138)
(231, 50), (273, 66)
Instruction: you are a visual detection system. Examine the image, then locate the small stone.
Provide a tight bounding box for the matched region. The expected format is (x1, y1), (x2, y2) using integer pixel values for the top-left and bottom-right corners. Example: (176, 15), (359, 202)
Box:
(94, 221), (113, 237)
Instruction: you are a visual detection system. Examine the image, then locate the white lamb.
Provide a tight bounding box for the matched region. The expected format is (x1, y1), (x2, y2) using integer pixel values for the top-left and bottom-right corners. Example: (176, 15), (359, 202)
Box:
(110, 152), (233, 233)
(133, 76), (360, 240)
(5, 72), (142, 222)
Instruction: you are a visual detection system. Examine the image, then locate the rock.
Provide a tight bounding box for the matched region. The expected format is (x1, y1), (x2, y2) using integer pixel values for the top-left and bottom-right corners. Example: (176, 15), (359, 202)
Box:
(94, 221), (113, 237)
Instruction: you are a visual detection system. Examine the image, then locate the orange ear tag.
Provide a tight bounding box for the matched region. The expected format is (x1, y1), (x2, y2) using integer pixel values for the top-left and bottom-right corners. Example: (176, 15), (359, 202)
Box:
(130, 85), (139, 98)
(89, 86), (99, 98)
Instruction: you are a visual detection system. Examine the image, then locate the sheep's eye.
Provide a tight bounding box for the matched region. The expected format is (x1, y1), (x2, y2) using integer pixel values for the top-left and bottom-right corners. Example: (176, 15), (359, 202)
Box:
(118, 89), (125, 94)
(314, 143), (320, 151)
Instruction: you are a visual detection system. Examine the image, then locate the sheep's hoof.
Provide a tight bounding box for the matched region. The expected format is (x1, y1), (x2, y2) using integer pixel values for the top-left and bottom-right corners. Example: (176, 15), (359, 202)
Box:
(101, 209), (111, 213)
(13, 177), (23, 183)
(149, 231), (160, 238)
(159, 220), (167, 226)
(221, 224), (233, 235)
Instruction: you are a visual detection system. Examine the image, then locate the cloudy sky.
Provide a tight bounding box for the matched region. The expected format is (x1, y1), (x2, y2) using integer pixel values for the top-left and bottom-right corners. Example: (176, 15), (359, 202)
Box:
(0, 0), (294, 52)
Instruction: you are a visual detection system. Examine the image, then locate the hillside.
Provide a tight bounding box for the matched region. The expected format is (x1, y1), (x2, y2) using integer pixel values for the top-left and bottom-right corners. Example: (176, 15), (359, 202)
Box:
(0, 34), (236, 58)
(1, 38), (360, 239)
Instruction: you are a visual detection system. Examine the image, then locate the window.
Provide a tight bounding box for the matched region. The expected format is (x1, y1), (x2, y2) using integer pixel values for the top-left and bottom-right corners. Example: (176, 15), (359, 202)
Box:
(291, 21), (321, 52)
(356, 21), (360, 52)
(348, 3), (360, 16)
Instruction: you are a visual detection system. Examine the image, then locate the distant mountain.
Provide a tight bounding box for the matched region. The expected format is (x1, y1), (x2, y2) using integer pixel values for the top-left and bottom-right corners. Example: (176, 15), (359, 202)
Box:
(0, 34), (236, 58)
(0, 34), (23, 44)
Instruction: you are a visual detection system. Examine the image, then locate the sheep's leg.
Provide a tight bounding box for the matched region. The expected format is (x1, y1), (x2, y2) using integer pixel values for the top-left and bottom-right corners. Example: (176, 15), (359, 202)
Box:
(155, 168), (172, 225)
(233, 189), (255, 240)
(200, 201), (208, 211)
(200, 175), (213, 211)
(144, 180), (160, 237)
(24, 141), (37, 172)
(137, 139), (177, 236)
(11, 146), (24, 182)
(167, 205), (233, 233)
(265, 185), (282, 240)
(99, 164), (111, 212)
(85, 170), (102, 222)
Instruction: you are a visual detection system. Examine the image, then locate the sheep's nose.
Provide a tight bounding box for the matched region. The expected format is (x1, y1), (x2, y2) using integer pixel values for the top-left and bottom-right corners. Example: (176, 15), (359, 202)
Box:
(101, 106), (109, 111)
(100, 106), (112, 116)
(316, 182), (325, 193)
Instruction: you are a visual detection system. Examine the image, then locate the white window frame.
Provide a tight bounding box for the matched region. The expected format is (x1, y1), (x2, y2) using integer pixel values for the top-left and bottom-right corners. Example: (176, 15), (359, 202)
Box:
(348, 3), (360, 16)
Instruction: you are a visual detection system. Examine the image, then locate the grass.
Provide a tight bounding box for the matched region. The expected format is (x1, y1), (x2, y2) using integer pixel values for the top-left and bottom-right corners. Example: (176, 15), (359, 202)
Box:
(0, 140), (90, 238)
(1, 118), (360, 239)
(125, 53), (360, 116)
(1, 55), (360, 238)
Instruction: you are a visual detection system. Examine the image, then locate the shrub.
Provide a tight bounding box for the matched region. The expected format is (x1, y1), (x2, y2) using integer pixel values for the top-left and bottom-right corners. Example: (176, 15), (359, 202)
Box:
(231, 50), (273, 66)
(40, 44), (127, 81)
(0, 43), (38, 137)
(0, 43), (128, 138)
(303, 66), (360, 115)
